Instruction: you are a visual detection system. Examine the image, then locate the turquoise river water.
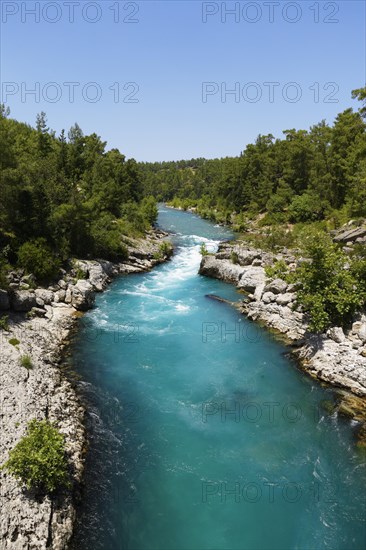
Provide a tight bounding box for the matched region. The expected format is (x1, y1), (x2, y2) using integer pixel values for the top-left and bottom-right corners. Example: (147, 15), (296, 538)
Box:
(70, 206), (366, 550)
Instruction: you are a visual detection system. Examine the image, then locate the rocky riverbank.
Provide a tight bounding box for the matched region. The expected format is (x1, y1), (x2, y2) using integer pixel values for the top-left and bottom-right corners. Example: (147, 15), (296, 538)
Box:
(199, 241), (366, 428)
(0, 230), (172, 549)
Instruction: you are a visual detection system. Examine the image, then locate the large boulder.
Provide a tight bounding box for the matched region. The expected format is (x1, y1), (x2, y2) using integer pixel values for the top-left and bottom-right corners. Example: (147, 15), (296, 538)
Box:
(216, 245), (261, 266)
(352, 319), (366, 344)
(264, 278), (288, 294)
(29, 307), (47, 317)
(71, 280), (95, 311)
(334, 226), (366, 243)
(327, 326), (346, 344)
(242, 301), (306, 341)
(35, 288), (54, 306)
(237, 266), (266, 293)
(54, 289), (66, 303)
(58, 279), (68, 290)
(199, 256), (245, 284)
(0, 290), (10, 310)
(11, 290), (37, 312)
(87, 262), (112, 291)
(262, 291), (276, 304)
(276, 292), (296, 306)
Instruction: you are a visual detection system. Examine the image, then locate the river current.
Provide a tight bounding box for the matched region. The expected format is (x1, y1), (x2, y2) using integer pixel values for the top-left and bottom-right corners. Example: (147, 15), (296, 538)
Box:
(70, 206), (366, 550)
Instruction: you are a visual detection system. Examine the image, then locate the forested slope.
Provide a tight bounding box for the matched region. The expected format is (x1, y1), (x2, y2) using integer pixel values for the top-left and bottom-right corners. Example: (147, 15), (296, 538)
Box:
(139, 88), (366, 230)
(0, 107), (157, 283)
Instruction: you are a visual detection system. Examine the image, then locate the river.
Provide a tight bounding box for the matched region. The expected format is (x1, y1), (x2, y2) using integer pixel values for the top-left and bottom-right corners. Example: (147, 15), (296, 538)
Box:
(70, 206), (366, 550)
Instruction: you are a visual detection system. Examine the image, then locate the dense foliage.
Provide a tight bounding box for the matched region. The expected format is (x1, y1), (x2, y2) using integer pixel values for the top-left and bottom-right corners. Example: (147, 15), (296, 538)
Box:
(289, 233), (366, 332)
(1, 89), (365, 333)
(0, 108), (157, 282)
(139, 89), (366, 228)
(1, 419), (69, 493)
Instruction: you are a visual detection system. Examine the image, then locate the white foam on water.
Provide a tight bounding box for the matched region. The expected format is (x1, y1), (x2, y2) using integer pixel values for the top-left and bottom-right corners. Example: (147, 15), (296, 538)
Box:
(83, 235), (217, 334)
(175, 304), (190, 312)
(147, 236), (219, 292)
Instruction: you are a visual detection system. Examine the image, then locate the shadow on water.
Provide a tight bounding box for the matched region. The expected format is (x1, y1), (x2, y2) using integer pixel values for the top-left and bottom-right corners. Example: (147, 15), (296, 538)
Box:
(69, 365), (155, 550)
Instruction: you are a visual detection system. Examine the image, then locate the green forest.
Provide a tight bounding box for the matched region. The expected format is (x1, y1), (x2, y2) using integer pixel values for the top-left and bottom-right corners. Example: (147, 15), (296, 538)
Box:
(0, 106), (157, 282)
(140, 88), (366, 231)
(0, 87), (365, 309)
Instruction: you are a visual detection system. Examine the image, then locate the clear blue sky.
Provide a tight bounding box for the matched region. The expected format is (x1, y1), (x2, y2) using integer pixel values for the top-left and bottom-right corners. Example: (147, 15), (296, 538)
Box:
(1, 0), (365, 161)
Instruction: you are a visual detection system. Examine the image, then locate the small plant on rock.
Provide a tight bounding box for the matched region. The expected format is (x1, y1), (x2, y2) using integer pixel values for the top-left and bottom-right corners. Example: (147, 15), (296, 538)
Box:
(9, 338), (20, 346)
(200, 243), (209, 256)
(159, 241), (173, 257)
(20, 355), (33, 370)
(231, 251), (239, 264)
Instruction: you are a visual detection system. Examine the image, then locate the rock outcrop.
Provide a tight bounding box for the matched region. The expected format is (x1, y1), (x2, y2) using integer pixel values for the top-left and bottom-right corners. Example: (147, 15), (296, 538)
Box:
(199, 256), (246, 285)
(199, 243), (366, 398)
(11, 291), (37, 312)
(0, 308), (85, 550)
(333, 226), (366, 243)
(0, 229), (173, 549)
(69, 281), (95, 312)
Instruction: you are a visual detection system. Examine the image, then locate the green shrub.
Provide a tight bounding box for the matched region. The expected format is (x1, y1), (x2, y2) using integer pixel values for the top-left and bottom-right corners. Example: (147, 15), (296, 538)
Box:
(120, 202), (149, 234)
(159, 241), (173, 257)
(261, 227), (295, 251)
(9, 338), (20, 346)
(288, 193), (324, 223)
(1, 419), (69, 493)
(258, 211), (287, 226)
(90, 216), (128, 261)
(0, 315), (9, 331)
(140, 196), (158, 225)
(17, 239), (60, 283)
(232, 213), (249, 232)
(75, 268), (87, 280)
(265, 260), (288, 280)
(20, 355), (33, 370)
(0, 265), (9, 289)
(350, 254), (366, 296)
(0, 245), (11, 289)
(291, 232), (366, 332)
